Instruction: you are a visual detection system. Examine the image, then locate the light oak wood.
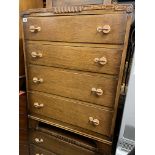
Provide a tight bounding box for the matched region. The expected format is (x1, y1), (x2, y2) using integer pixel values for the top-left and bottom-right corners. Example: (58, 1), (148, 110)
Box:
(21, 4), (133, 154)
(27, 40), (124, 49)
(28, 115), (112, 144)
(26, 42), (122, 75)
(23, 14), (127, 44)
(110, 15), (133, 136)
(20, 2), (43, 155)
(20, 0), (43, 77)
(46, 0), (53, 8)
(28, 91), (113, 137)
(27, 65), (118, 107)
(29, 119), (113, 154)
(20, 0), (43, 12)
(21, 4), (133, 16)
(30, 131), (97, 155)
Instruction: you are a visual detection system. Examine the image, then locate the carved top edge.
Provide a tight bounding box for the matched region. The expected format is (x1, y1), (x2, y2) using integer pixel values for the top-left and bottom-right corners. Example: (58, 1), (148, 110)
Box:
(21, 4), (134, 16)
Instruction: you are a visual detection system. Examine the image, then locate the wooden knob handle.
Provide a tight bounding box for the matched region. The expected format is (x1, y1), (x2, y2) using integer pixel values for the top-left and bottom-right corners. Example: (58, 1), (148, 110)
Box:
(97, 25), (111, 34)
(94, 57), (107, 65)
(91, 88), (103, 96)
(31, 52), (42, 58)
(29, 25), (41, 33)
(35, 138), (43, 143)
(89, 117), (99, 126)
(34, 102), (44, 108)
(33, 77), (43, 84)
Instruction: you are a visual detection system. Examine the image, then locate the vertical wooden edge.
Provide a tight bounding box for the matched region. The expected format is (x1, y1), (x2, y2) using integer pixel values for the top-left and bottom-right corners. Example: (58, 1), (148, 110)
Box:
(21, 17), (30, 134)
(46, 0), (53, 8)
(110, 14), (133, 137)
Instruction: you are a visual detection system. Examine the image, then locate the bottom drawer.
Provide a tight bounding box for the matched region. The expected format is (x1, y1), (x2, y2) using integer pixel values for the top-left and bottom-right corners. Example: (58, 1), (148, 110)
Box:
(29, 125), (98, 155)
(30, 144), (56, 155)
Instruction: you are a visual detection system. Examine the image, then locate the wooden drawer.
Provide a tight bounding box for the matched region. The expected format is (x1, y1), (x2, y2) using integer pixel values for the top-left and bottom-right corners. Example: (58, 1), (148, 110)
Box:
(29, 129), (97, 155)
(30, 144), (56, 155)
(24, 14), (127, 44)
(27, 65), (118, 107)
(28, 91), (113, 137)
(26, 42), (122, 75)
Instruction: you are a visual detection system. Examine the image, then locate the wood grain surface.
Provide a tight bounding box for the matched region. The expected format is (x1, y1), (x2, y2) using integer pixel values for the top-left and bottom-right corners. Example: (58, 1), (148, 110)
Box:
(24, 14), (127, 44)
(28, 114), (113, 143)
(22, 4), (133, 154)
(26, 41), (122, 75)
(30, 144), (56, 155)
(30, 131), (97, 155)
(27, 65), (118, 107)
(28, 91), (113, 136)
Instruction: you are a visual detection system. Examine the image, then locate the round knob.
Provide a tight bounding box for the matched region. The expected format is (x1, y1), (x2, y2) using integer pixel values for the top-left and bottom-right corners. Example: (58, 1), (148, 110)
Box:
(33, 77), (43, 84)
(94, 57), (107, 65)
(29, 25), (41, 33)
(31, 52), (42, 58)
(34, 102), (44, 108)
(91, 88), (103, 96)
(89, 117), (100, 126)
(35, 138), (43, 143)
(97, 25), (111, 34)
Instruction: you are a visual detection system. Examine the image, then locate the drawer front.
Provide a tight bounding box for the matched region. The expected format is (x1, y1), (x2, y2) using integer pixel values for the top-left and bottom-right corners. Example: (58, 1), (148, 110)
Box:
(24, 14), (127, 44)
(30, 131), (97, 155)
(28, 91), (113, 137)
(27, 65), (118, 107)
(26, 42), (122, 75)
(30, 144), (56, 155)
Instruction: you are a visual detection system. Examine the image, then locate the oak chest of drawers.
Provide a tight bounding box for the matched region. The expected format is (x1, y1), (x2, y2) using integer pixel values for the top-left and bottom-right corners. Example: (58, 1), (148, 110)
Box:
(22, 3), (133, 155)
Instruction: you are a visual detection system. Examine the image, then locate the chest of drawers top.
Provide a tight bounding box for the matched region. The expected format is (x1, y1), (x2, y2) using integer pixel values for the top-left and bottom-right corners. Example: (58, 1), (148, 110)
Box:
(23, 4), (133, 44)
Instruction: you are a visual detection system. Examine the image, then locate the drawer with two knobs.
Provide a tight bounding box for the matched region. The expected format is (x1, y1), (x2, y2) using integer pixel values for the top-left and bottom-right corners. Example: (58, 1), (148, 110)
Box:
(28, 91), (113, 137)
(24, 14), (127, 44)
(27, 65), (118, 108)
(26, 42), (122, 75)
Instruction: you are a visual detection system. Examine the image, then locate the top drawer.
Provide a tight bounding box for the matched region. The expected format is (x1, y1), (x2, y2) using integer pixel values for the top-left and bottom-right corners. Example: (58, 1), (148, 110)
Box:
(24, 14), (127, 44)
